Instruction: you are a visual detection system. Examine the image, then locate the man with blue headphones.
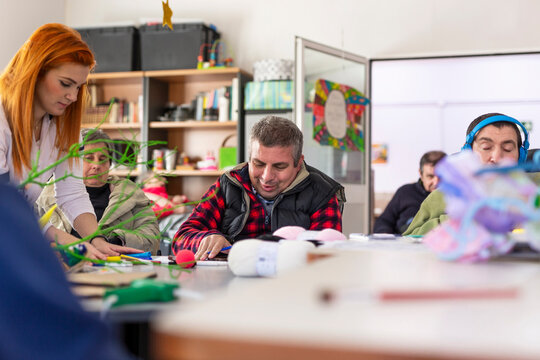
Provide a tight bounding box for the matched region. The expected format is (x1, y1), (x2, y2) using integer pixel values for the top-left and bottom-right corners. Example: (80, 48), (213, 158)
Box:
(403, 113), (528, 236)
(462, 113), (528, 164)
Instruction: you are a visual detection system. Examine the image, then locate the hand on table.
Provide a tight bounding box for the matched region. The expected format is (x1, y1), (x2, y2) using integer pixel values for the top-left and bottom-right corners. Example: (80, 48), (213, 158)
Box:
(90, 237), (143, 257)
(195, 234), (231, 260)
(84, 242), (107, 260)
(46, 226), (108, 261)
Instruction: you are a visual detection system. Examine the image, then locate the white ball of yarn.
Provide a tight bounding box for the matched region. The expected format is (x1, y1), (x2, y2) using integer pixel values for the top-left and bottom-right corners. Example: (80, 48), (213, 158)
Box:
(228, 239), (315, 277)
(227, 239), (262, 277)
(276, 240), (315, 274)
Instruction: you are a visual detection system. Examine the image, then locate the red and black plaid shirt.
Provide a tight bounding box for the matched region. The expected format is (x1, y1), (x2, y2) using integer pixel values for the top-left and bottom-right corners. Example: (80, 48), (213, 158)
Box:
(173, 168), (342, 253)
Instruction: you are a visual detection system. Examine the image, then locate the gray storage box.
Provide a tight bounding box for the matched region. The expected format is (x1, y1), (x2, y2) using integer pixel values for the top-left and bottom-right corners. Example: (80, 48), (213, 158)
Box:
(76, 26), (140, 72)
(139, 22), (219, 70)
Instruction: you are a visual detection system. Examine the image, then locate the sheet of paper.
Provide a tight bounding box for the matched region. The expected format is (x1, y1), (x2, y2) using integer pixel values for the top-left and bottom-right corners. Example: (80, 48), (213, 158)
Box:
(68, 270), (157, 287)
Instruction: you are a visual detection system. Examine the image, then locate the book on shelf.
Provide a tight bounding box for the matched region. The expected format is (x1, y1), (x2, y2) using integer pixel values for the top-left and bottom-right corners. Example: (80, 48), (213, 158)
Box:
(138, 94), (144, 124)
(230, 77), (239, 122)
(195, 94), (204, 121)
(82, 99), (140, 126)
(111, 99), (138, 124)
(218, 86), (230, 122)
(110, 102), (118, 123)
(193, 85), (233, 122)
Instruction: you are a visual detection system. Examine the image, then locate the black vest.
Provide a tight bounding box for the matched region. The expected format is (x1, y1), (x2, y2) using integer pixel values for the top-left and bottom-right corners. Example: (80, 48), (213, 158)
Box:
(218, 163), (346, 241)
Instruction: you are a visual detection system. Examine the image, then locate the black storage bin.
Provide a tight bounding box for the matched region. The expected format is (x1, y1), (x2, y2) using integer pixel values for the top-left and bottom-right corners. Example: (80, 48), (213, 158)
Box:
(139, 23), (220, 70)
(76, 26), (140, 72)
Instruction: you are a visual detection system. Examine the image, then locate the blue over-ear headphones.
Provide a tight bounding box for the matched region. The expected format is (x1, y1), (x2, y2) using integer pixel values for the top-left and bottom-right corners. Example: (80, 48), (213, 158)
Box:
(461, 114), (529, 163)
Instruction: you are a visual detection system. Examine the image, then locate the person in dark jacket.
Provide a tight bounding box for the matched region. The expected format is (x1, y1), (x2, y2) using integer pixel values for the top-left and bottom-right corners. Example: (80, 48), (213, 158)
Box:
(373, 150), (446, 234)
(0, 183), (134, 360)
(174, 116), (346, 260)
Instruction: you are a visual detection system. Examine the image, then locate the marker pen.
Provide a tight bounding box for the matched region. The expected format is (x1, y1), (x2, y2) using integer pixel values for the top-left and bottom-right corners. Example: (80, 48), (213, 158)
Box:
(206, 245), (232, 255)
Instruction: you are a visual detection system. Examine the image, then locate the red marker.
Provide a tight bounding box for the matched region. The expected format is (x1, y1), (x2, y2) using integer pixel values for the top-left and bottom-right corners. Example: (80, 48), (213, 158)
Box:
(320, 287), (519, 303)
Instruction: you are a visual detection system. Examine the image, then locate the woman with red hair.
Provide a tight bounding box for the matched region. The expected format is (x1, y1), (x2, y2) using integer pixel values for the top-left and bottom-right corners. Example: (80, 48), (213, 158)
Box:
(0, 23), (140, 260)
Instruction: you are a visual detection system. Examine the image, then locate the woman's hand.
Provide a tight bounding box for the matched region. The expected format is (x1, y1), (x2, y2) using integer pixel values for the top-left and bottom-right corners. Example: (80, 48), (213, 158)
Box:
(46, 226), (107, 260)
(84, 242), (107, 260)
(90, 237), (143, 256)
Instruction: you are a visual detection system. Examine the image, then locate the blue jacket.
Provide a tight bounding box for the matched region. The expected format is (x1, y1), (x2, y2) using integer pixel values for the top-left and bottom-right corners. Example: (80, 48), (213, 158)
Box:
(0, 184), (134, 360)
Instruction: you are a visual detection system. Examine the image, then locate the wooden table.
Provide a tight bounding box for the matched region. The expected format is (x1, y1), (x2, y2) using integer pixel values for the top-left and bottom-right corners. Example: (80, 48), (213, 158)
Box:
(80, 262), (240, 321)
(152, 240), (540, 360)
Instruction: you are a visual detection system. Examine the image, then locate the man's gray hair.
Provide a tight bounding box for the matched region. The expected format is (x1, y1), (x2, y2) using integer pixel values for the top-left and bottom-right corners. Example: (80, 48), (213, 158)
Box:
(250, 116), (303, 166)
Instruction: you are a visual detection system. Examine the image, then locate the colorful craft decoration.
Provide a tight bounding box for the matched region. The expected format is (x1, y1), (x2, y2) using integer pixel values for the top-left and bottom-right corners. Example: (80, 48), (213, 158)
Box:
(424, 151), (540, 262)
(162, 0), (173, 30)
(312, 79), (369, 151)
(372, 143), (388, 164)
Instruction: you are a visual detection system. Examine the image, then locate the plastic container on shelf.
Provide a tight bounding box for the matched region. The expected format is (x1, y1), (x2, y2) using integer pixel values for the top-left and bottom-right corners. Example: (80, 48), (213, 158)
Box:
(139, 22), (220, 70)
(76, 25), (140, 72)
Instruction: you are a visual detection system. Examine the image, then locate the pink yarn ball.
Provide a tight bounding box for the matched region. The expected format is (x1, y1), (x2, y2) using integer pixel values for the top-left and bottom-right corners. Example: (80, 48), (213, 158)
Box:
(315, 228), (347, 241)
(273, 226), (306, 240)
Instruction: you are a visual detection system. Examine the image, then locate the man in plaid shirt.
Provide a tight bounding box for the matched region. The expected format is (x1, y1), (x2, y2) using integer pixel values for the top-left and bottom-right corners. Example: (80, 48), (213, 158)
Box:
(174, 116), (346, 260)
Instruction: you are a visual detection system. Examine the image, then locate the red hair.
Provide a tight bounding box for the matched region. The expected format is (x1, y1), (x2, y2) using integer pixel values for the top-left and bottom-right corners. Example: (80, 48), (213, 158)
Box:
(0, 23), (95, 176)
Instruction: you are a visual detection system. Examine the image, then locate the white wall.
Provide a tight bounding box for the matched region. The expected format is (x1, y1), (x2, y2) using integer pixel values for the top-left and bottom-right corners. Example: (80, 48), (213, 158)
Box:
(62, 0), (540, 204)
(0, 0), (65, 70)
(63, 0), (540, 73)
(372, 54), (540, 193)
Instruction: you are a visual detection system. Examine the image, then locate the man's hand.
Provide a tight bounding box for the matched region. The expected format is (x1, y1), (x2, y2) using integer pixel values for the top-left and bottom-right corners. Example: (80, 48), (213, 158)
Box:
(90, 237), (143, 256)
(195, 234), (231, 260)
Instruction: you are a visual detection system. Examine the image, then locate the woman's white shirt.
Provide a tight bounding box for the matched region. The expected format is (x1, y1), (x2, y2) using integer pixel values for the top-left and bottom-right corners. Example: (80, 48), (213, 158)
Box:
(0, 102), (94, 225)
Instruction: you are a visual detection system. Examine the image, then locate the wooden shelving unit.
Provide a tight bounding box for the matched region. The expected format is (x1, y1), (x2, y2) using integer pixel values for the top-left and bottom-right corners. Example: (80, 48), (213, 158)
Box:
(99, 123), (142, 130)
(149, 121), (238, 129)
(84, 68), (251, 200)
(154, 169), (224, 177)
(110, 169), (141, 177)
(88, 71), (145, 80)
